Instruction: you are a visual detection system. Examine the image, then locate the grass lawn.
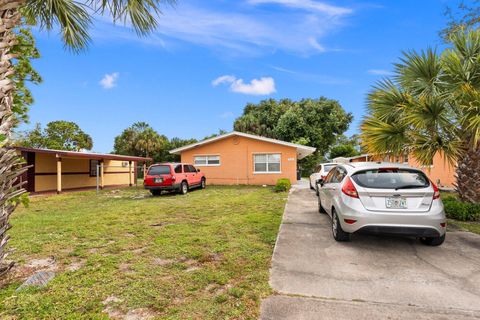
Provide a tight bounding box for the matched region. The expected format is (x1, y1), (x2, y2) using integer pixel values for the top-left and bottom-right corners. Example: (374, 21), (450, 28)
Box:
(0, 186), (287, 319)
(448, 219), (480, 235)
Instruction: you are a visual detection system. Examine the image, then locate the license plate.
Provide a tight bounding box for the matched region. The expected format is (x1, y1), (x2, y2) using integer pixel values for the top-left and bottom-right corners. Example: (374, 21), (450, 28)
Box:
(386, 197), (407, 209)
(154, 178), (163, 184)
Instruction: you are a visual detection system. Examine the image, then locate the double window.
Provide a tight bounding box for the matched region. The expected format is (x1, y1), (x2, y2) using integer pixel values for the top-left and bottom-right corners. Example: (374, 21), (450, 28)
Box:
(254, 153), (281, 173)
(194, 155), (220, 166)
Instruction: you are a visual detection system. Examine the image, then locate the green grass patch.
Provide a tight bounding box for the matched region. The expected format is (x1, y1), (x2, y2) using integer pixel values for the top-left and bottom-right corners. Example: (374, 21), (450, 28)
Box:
(0, 186), (287, 319)
(448, 219), (480, 235)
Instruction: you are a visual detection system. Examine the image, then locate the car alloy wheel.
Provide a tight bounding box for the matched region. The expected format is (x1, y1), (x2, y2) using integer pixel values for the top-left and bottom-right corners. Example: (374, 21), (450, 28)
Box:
(181, 182), (188, 194)
(331, 209), (351, 242)
(201, 179), (206, 189)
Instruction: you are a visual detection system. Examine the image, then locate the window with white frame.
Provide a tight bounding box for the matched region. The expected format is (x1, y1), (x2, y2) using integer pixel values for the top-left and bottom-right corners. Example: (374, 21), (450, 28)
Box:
(194, 155), (220, 166)
(254, 153), (281, 173)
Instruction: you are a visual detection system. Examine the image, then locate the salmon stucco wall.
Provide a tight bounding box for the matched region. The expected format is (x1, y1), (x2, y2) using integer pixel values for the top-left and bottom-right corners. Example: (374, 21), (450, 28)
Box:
(33, 153), (136, 192)
(406, 153), (456, 188)
(179, 135), (298, 185)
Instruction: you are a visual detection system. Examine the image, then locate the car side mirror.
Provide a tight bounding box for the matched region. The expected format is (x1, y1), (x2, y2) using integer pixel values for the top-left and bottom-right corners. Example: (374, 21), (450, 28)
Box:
(317, 179), (324, 187)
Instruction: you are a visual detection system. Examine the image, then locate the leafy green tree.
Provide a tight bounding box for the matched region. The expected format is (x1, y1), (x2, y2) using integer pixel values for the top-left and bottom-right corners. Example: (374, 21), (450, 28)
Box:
(234, 97), (353, 173)
(113, 122), (167, 159)
(11, 28), (42, 127)
(234, 99), (293, 137)
(155, 137), (198, 162)
(203, 129), (228, 140)
(329, 135), (361, 159)
(0, 0), (175, 276)
(361, 29), (480, 203)
(17, 121), (93, 151)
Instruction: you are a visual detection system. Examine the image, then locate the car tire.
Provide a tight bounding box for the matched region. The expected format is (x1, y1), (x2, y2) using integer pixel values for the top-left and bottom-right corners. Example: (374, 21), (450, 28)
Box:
(201, 178), (206, 189)
(150, 190), (161, 196)
(332, 209), (351, 242)
(317, 194), (326, 214)
(315, 183), (320, 196)
(180, 181), (188, 195)
(420, 234), (445, 246)
(309, 181), (314, 190)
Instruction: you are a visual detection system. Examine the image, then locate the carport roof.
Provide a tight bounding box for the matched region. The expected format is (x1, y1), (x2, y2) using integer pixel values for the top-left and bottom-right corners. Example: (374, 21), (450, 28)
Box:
(13, 146), (152, 162)
(169, 131), (316, 159)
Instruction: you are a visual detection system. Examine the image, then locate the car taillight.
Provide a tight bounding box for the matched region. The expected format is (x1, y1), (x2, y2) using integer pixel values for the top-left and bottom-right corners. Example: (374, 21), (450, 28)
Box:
(172, 176), (176, 181)
(321, 175), (326, 180)
(342, 176), (359, 198)
(431, 180), (440, 200)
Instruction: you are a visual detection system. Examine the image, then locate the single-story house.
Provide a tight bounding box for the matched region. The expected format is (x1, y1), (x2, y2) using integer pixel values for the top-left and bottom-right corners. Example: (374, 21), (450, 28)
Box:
(169, 131), (316, 185)
(14, 146), (151, 193)
(333, 152), (456, 188)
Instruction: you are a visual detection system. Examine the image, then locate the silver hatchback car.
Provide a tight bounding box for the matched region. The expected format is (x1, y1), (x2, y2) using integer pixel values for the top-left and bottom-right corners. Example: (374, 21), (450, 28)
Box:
(317, 162), (446, 246)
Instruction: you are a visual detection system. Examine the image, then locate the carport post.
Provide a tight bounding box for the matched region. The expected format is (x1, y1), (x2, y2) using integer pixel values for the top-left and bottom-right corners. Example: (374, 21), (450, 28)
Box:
(56, 157), (62, 194)
(100, 160), (104, 190)
(129, 160), (133, 187)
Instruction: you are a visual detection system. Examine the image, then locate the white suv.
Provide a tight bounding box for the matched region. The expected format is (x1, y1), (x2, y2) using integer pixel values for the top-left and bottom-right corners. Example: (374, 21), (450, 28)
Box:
(317, 162), (446, 246)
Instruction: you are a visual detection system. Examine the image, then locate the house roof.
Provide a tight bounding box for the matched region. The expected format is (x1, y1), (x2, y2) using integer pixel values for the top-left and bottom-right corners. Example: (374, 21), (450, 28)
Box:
(169, 131), (316, 159)
(13, 146), (152, 162)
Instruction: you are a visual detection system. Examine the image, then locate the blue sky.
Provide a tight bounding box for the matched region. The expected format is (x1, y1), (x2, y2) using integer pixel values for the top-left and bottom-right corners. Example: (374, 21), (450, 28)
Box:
(22, 0), (451, 153)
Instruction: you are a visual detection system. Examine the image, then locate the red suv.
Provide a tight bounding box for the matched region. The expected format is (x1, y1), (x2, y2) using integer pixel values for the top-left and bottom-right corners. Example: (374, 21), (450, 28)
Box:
(144, 163), (206, 196)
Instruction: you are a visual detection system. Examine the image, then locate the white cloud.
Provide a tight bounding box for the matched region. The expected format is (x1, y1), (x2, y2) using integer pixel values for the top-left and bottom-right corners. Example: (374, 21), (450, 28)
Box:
(92, 1), (353, 56)
(212, 75), (276, 95)
(367, 69), (394, 76)
(308, 37), (326, 53)
(212, 75), (237, 86)
(99, 72), (119, 89)
(219, 111), (235, 118)
(247, 0), (352, 16)
(271, 65), (349, 85)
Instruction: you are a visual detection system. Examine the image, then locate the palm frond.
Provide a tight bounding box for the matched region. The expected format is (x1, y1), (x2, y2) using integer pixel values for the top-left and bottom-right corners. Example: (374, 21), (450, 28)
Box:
(456, 83), (480, 148)
(395, 48), (447, 97)
(443, 29), (480, 93)
(22, 0), (92, 52)
(89, 0), (175, 36)
(403, 95), (455, 134)
(366, 79), (410, 122)
(360, 116), (409, 156)
(22, 0), (175, 51)
(410, 131), (461, 167)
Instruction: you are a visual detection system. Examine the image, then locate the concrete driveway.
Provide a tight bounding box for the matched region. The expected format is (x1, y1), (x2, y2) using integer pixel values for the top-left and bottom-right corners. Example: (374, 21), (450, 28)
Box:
(261, 182), (480, 319)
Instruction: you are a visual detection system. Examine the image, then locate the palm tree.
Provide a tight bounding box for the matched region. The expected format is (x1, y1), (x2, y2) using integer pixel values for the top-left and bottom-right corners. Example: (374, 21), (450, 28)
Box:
(0, 0), (174, 276)
(361, 29), (480, 203)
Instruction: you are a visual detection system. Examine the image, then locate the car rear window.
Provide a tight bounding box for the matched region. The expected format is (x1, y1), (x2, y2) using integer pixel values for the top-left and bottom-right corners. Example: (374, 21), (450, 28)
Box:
(351, 168), (430, 189)
(148, 165), (171, 175)
(323, 165), (336, 173)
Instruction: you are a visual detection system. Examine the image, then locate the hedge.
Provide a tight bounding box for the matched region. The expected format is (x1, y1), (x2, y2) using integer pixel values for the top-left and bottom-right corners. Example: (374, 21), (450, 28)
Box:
(274, 178), (291, 192)
(442, 196), (480, 221)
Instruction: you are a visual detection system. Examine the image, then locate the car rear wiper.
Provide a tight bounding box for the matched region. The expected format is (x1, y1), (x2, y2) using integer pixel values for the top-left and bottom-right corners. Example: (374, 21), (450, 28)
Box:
(394, 185), (427, 190)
